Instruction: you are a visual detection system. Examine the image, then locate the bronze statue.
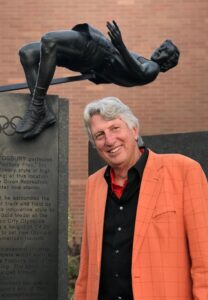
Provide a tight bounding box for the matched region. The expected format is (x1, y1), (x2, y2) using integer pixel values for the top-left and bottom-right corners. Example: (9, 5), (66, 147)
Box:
(16, 21), (180, 138)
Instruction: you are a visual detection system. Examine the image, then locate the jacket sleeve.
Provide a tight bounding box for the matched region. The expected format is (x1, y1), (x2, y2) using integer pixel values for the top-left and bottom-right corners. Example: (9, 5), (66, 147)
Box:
(184, 160), (208, 299)
(73, 181), (89, 300)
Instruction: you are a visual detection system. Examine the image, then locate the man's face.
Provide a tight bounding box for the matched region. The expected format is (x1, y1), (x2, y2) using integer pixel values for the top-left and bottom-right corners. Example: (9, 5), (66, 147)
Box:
(90, 114), (139, 170)
(151, 41), (175, 65)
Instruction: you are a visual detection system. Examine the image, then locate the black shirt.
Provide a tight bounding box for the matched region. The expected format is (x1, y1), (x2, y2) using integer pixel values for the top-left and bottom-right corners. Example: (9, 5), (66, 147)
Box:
(98, 148), (149, 300)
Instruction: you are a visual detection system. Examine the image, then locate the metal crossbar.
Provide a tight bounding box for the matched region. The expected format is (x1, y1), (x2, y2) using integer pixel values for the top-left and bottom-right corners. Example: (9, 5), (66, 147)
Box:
(0, 73), (95, 92)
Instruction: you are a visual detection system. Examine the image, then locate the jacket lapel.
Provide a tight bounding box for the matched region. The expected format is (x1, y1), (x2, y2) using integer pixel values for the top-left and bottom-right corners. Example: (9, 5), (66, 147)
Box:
(94, 168), (108, 270)
(132, 150), (163, 263)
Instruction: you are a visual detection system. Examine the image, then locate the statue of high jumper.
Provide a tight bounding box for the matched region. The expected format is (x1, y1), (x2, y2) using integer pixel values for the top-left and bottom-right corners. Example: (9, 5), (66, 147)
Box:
(16, 20), (180, 138)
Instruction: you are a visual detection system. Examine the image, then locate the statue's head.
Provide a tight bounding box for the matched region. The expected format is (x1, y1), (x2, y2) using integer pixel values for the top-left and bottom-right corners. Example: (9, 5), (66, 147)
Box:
(151, 40), (180, 72)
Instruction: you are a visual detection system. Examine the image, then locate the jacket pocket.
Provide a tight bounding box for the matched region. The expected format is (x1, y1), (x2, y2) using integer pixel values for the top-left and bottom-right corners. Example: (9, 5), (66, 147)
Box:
(152, 207), (176, 221)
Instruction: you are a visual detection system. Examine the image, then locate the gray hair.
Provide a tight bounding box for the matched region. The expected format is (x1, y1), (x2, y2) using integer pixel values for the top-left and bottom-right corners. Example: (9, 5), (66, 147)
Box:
(83, 97), (139, 146)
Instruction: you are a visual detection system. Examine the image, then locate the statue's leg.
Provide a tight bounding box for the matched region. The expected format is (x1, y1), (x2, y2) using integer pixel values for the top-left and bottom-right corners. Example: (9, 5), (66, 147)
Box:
(19, 42), (40, 95)
(32, 34), (57, 102)
(16, 30), (86, 134)
(16, 35), (58, 134)
(16, 34), (60, 133)
(33, 30), (87, 102)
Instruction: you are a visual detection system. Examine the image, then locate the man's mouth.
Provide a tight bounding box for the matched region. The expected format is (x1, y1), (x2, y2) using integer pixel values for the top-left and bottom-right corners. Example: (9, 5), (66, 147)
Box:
(108, 146), (121, 154)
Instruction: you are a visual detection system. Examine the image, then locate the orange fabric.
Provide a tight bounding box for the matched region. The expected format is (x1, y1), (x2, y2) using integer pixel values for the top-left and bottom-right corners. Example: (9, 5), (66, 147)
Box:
(74, 150), (208, 300)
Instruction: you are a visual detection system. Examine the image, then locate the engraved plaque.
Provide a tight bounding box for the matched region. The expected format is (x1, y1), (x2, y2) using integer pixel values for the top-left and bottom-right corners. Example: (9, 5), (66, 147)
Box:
(0, 93), (68, 300)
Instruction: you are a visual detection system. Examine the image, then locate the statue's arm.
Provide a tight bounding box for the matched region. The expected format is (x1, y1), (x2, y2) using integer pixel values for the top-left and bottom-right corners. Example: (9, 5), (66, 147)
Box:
(107, 21), (159, 82)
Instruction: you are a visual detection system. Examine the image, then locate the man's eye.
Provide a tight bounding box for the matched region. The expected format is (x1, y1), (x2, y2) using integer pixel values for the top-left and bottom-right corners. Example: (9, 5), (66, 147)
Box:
(95, 133), (104, 140)
(112, 126), (119, 131)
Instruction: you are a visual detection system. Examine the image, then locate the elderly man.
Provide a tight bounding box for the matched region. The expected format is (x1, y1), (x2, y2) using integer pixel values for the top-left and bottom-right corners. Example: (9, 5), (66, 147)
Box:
(74, 97), (208, 300)
(16, 21), (179, 138)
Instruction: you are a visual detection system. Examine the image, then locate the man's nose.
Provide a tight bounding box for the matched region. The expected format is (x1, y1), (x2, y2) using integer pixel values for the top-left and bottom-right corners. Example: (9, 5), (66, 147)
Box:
(105, 132), (115, 145)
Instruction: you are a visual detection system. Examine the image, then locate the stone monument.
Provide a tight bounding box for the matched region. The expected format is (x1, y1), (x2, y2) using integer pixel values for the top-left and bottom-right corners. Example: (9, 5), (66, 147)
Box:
(0, 93), (68, 300)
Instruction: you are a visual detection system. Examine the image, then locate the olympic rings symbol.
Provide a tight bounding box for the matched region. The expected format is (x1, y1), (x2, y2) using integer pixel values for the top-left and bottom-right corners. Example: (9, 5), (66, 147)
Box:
(0, 115), (22, 136)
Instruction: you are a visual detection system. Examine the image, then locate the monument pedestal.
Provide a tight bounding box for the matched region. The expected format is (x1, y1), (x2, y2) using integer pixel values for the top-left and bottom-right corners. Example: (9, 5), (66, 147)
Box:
(0, 93), (68, 300)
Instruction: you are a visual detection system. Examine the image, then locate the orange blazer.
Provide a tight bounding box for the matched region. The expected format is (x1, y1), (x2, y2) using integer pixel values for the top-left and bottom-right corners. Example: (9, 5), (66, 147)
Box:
(74, 150), (208, 300)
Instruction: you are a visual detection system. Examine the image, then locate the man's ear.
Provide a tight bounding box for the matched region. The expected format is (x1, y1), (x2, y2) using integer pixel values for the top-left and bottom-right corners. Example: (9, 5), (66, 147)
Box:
(132, 126), (139, 140)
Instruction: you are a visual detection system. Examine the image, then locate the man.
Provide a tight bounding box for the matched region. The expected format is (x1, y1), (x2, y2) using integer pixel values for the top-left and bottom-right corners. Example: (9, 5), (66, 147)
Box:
(16, 21), (179, 138)
(74, 97), (208, 300)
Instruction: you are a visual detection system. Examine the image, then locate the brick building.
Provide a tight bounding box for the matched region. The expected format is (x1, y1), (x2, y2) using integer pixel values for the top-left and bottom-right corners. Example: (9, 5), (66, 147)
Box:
(0, 0), (207, 240)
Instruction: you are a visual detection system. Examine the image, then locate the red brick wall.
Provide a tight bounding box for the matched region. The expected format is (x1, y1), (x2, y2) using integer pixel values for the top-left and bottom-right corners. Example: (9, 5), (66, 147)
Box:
(0, 0), (208, 239)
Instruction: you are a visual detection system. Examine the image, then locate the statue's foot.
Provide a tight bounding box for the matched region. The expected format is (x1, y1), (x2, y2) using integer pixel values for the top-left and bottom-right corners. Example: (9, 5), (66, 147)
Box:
(16, 103), (46, 133)
(22, 108), (56, 139)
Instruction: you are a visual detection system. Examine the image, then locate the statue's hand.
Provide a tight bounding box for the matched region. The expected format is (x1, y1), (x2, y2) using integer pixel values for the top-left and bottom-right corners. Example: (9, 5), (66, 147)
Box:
(107, 20), (124, 50)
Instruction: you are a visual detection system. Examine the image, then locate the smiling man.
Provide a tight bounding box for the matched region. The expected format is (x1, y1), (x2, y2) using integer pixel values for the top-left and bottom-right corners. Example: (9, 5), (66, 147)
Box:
(89, 114), (140, 179)
(74, 97), (208, 300)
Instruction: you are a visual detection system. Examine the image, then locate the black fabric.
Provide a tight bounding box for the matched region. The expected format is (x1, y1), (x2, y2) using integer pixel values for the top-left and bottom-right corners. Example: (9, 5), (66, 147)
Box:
(98, 148), (149, 300)
(72, 23), (146, 87)
(72, 23), (118, 78)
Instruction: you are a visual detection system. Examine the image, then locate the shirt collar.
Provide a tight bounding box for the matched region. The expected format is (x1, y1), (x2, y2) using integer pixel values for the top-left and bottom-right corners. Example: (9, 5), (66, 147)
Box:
(104, 147), (149, 184)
